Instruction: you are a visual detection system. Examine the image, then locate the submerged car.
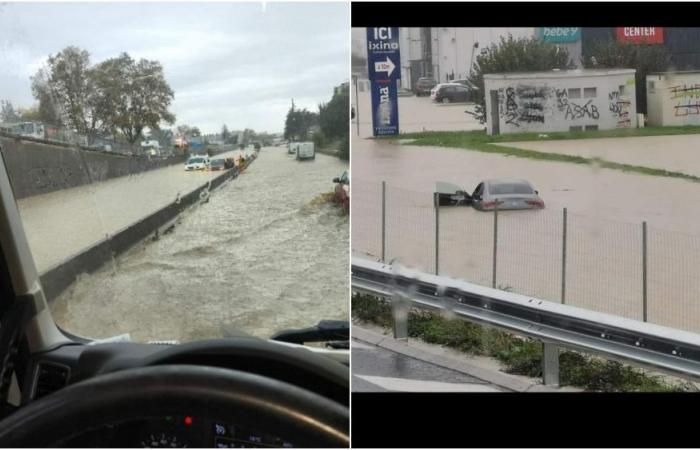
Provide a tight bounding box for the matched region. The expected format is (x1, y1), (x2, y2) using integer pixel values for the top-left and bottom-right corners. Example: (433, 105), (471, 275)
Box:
(436, 178), (544, 211)
(185, 156), (209, 171)
(333, 171), (349, 214)
(209, 158), (225, 171)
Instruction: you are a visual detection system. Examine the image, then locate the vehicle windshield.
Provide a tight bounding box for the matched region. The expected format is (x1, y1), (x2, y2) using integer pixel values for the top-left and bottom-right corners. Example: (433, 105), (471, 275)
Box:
(1, 2), (350, 343)
(489, 182), (533, 195)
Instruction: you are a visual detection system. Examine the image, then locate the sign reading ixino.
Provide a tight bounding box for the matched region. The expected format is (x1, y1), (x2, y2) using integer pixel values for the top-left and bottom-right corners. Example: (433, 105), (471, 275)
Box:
(540, 27), (580, 43)
(616, 27), (664, 44)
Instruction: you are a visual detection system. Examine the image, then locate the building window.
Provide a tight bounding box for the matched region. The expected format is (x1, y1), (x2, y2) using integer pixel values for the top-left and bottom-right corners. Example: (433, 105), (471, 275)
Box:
(585, 125), (598, 131)
(570, 126), (583, 132)
(584, 87), (597, 98)
(568, 88), (581, 99)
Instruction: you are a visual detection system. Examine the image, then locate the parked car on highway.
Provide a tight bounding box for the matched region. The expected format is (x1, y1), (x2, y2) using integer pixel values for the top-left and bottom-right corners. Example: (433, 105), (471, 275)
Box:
(185, 155), (210, 171)
(431, 83), (472, 104)
(435, 178), (544, 211)
(333, 170), (349, 214)
(209, 158), (225, 171)
(414, 77), (437, 96)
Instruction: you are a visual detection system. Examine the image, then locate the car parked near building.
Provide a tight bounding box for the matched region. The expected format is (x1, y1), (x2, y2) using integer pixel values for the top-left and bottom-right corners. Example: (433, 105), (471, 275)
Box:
(431, 83), (472, 104)
(414, 77), (437, 96)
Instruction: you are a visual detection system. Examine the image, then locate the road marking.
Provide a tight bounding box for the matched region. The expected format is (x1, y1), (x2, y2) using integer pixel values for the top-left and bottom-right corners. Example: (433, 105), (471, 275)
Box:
(355, 375), (502, 392)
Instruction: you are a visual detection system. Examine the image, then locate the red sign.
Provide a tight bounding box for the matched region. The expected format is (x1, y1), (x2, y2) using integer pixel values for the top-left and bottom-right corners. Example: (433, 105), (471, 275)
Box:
(616, 27), (664, 44)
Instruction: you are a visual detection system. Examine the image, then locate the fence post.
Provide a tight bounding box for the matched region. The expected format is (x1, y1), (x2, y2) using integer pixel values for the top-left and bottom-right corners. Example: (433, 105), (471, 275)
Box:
(381, 181), (386, 262)
(561, 208), (568, 304)
(542, 342), (560, 386)
(434, 192), (440, 276)
(642, 221), (648, 322)
(492, 205), (498, 289)
(392, 292), (408, 341)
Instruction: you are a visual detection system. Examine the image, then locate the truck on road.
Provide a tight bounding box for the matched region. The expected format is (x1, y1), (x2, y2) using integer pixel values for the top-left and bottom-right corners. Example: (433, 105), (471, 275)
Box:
(295, 142), (315, 161)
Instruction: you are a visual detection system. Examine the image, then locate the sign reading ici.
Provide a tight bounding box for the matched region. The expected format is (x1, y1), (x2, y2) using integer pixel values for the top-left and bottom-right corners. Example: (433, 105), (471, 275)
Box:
(367, 27), (400, 136)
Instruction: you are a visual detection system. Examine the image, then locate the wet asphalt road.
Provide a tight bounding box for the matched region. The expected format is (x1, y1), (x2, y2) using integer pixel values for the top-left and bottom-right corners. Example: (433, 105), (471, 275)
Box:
(352, 339), (501, 392)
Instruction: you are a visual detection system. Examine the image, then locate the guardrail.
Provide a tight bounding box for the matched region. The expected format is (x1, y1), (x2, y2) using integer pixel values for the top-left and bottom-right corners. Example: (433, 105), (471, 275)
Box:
(352, 256), (700, 386)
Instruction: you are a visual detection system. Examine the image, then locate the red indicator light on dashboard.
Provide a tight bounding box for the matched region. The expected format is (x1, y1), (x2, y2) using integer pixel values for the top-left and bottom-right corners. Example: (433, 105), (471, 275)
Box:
(184, 416), (193, 426)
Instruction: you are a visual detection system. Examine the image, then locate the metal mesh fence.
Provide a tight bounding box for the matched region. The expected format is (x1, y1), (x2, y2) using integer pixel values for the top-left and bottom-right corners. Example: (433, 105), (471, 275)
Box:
(352, 181), (700, 335)
(384, 184), (435, 274)
(351, 181), (383, 260)
(647, 226), (700, 334)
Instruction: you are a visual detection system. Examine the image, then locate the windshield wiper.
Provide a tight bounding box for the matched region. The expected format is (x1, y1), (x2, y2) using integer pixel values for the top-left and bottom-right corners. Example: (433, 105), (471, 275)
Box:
(271, 320), (349, 346)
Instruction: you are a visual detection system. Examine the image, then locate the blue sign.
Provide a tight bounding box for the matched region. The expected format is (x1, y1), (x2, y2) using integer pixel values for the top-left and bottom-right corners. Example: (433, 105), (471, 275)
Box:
(367, 27), (400, 136)
(367, 27), (401, 80)
(370, 79), (399, 136)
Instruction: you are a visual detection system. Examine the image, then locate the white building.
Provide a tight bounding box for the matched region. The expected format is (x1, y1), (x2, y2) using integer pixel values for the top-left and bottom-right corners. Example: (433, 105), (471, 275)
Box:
(397, 27), (537, 89)
(484, 69), (637, 135)
(647, 71), (700, 126)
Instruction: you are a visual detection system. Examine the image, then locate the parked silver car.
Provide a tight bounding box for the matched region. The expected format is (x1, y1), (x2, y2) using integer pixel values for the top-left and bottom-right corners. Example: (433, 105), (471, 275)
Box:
(435, 178), (544, 211)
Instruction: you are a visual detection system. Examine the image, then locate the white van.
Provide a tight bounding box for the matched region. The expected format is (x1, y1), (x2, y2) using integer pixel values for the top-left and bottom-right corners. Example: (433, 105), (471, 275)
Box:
(296, 142), (315, 161)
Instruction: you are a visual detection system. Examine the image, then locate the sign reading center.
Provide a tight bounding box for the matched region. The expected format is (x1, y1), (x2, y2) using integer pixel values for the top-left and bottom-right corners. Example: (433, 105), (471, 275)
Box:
(367, 27), (401, 136)
(616, 27), (664, 44)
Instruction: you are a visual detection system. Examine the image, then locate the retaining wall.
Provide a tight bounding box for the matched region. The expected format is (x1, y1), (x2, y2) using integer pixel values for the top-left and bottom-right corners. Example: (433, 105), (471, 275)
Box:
(0, 133), (185, 199)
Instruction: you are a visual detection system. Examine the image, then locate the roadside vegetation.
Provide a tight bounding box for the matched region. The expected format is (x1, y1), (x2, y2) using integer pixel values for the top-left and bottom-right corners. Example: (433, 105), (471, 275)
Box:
(382, 127), (700, 183)
(353, 293), (698, 392)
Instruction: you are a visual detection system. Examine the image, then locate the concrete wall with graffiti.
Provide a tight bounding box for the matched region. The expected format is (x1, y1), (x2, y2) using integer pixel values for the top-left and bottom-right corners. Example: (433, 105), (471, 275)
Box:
(484, 70), (637, 135)
(647, 72), (700, 127)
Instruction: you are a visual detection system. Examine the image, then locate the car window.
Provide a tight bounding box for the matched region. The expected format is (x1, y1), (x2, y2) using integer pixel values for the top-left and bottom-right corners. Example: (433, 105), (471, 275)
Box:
(489, 182), (534, 195)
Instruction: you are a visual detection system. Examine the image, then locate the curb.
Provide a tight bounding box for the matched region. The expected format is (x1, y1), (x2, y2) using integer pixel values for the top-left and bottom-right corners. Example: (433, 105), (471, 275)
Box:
(352, 324), (582, 393)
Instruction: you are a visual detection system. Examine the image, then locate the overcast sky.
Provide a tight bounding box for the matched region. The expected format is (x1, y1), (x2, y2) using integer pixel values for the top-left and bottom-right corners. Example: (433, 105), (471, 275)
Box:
(0, 2), (349, 134)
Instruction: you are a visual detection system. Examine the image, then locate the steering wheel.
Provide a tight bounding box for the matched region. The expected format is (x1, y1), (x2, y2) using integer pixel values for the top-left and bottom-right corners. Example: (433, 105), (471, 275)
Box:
(0, 364), (349, 447)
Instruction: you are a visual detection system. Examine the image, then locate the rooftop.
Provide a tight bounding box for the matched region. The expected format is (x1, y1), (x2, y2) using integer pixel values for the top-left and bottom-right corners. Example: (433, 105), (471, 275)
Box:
(484, 69), (636, 80)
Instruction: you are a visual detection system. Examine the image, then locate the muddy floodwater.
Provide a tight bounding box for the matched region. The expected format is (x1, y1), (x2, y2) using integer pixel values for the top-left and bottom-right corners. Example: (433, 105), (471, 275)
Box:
(52, 148), (349, 342)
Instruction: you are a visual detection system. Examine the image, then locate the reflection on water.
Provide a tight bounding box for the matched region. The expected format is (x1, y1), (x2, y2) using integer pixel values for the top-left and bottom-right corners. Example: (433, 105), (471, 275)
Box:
(51, 148), (349, 342)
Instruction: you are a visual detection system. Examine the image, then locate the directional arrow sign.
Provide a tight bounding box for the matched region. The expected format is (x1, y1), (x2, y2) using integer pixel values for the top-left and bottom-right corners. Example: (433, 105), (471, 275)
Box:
(366, 27), (400, 81)
(374, 57), (396, 77)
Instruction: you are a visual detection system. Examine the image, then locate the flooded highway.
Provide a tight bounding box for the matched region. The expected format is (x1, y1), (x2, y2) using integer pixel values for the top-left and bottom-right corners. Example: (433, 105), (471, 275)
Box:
(51, 148), (349, 342)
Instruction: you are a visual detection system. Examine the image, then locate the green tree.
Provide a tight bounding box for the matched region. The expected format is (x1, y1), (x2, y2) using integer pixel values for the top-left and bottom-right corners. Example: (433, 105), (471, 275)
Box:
(93, 53), (176, 146)
(468, 35), (575, 123)
(583, 40), (672, 114)
(318, 89), (349, 141)
(19, 106), (42, 122)
(284, 100), (318, 141)
(0, 100), (19, 123)
(221, 124), (230, 143)
(41, 46), (106, 143)
(30, 68), (63, 126)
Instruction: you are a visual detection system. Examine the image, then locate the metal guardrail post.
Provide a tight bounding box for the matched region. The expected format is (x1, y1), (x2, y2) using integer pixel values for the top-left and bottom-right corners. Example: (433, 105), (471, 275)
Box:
(381, 181), (386, 262)
(434, 192), (439, 276)
(643, 221), (648, 322)
(393, 292), (409, 341)
(542, 342), (560, 386)
(562, 208), (567, 304)
(492, 205), (498, 289)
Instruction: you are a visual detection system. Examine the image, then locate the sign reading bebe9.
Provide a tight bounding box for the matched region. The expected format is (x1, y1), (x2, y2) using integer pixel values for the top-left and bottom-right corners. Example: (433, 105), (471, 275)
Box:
(616, 27), (664, 44)
(540, 28), (580, 43)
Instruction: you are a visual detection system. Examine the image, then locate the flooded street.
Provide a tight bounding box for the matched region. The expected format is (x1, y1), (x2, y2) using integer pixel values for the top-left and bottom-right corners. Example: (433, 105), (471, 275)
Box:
(352, 137), (700, 334)
(351, 87), (484, 138)
(51, 148), (349, 342)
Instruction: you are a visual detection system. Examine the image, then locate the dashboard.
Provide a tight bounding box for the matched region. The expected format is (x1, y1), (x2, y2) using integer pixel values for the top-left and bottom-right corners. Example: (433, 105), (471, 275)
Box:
(60, 414), (295, 448)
